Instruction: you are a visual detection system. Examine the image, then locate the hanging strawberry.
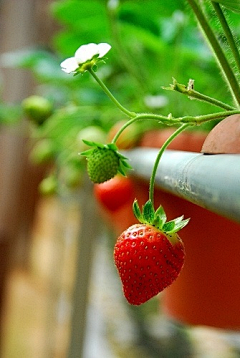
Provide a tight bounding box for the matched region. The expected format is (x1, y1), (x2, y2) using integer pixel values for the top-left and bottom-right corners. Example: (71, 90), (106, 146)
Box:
(81, 141), (132, 183)
(114, 200), (189, 305)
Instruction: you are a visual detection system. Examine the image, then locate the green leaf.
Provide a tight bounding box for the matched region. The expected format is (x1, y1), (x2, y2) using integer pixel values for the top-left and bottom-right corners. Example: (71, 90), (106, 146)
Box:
(133, 200), (142, 221)
(154, 205), (167, 227)
(142, 200), (155, 223)
(117, 164), (127, 176)
(82, 139), (106, 149)
(211, 0), (240, 13)
(162, 221), (175, 233)
(121, 159), (132, 169)
(163, 217), (190, 234)
(80, 148), (94, 157)
(81, 139), (96, 147)
(173, 218), (190, 231)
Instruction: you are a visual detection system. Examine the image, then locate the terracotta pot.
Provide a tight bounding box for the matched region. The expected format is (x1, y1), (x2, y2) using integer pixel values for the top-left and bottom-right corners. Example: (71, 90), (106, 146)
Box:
(201, 114), (240, 154)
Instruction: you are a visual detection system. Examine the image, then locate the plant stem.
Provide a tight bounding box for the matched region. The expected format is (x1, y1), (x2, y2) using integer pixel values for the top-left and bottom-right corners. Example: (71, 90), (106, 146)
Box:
(180, 109), (240, 124)
(149, 123), (190, 207)
(111, 117), (138, 144)
(136, 109), (240, 125)
(88, 67), (136, 118)
(187, 0), (240, 106)
(111, 114), (171, 144)
(168, 80), (235, 110)
(184, 89), (235, 110)
(212, 2), (240, 76)
(112, 108), (240, 144)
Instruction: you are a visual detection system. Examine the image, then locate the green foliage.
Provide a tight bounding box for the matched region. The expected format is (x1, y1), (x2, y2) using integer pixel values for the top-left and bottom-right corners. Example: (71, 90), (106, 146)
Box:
(0, 103), (22, 125)
(211, 0), (240, 13)
(1, 0), (240, 193)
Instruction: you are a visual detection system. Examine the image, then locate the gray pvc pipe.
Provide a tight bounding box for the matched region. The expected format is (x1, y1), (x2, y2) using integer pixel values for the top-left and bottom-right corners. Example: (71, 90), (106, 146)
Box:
(126, 149), (240, 223)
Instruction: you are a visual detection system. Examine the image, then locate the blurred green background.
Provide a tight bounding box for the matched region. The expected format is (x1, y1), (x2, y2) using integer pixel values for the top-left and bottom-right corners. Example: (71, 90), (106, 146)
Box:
(2, 0), (239, 193)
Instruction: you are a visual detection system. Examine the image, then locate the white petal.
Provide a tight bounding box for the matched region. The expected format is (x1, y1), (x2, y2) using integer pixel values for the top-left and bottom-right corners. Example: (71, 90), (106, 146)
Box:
(97, 43), (111, 58)
(60, 57), (79, 73)
(75, 43), (99, 64)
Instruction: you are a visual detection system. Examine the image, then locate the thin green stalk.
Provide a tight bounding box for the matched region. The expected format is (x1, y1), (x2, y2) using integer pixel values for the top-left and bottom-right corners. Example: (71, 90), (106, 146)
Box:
(112, 108), (240, 144)
(168, 80), (235, 110)
(187, 0), (240, 106)
(88, 67), (136, 118)
(181, 88), (235, 110)
(180, 109), (240, 124)
(212, 2), (240, 76)
(111, 114), (171, 144)
(135, 109), (240, 125)
(112, 117), (137, 144)
(149, 123), (190, 206)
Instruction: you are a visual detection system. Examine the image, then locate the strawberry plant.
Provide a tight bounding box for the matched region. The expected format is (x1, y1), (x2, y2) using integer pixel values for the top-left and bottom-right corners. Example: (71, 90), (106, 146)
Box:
(58, 0), (240, 304)
(4, 0), (239, 305)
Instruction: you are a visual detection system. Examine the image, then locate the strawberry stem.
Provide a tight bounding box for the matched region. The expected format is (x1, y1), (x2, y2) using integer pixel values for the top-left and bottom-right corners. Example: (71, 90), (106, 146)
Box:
(211, 2), (240, 80)
(88, 67), (136, 118)
(149, 123), (190, 208)
(186, 0), (240, 106)
(165, 78), (235, 111)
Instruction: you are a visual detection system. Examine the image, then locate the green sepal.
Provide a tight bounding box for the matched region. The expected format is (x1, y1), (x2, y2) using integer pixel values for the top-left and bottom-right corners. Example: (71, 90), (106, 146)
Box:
(142, 200), (155, 223)
(118, 163), (127, 176)
(133, 200), (143, 222)
(117, 152), (129, 160)
(162, 221), (175, 233)
(163, 217), (190, 234)
(81, 139), (105, 149)
(107, 143), (118, 151)
(154, 205), (167, 227)
(80, 148), (95, 157)
(132, 199), (189, 234)
(117, 160), (132, 176)
(121, 159), (132, 169)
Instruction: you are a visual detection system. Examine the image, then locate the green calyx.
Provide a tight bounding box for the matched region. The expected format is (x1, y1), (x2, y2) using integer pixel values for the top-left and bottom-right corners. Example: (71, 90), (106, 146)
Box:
(133, 199), (189, 234)
(74, 55), (107, 75)
(81, 140), (132, 183)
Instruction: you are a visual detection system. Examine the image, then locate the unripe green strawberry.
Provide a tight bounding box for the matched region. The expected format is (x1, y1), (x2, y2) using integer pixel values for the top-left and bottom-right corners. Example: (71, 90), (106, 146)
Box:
(30, 139), (55, 165)
(22, 95), (53, 125)
(114, 200), (189, 305)
(39, 175), (58, 195)
(81, 141), (132, 184)
(87, 147), (119, 183)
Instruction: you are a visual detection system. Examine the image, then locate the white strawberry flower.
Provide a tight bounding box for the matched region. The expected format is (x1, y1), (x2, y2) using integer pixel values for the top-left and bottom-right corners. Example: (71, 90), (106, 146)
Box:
(60, 42), (111, 74)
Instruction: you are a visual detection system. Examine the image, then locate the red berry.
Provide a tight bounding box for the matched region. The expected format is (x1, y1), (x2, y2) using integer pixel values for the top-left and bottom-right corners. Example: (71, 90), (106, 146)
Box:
(94, 176), (135, 212)
(114, 223), (185, 305)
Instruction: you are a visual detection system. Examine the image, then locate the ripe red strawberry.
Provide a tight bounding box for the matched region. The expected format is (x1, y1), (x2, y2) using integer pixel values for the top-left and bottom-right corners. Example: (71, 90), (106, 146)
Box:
(114, 200), (189, 305)
(81, 140), (132, 183)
